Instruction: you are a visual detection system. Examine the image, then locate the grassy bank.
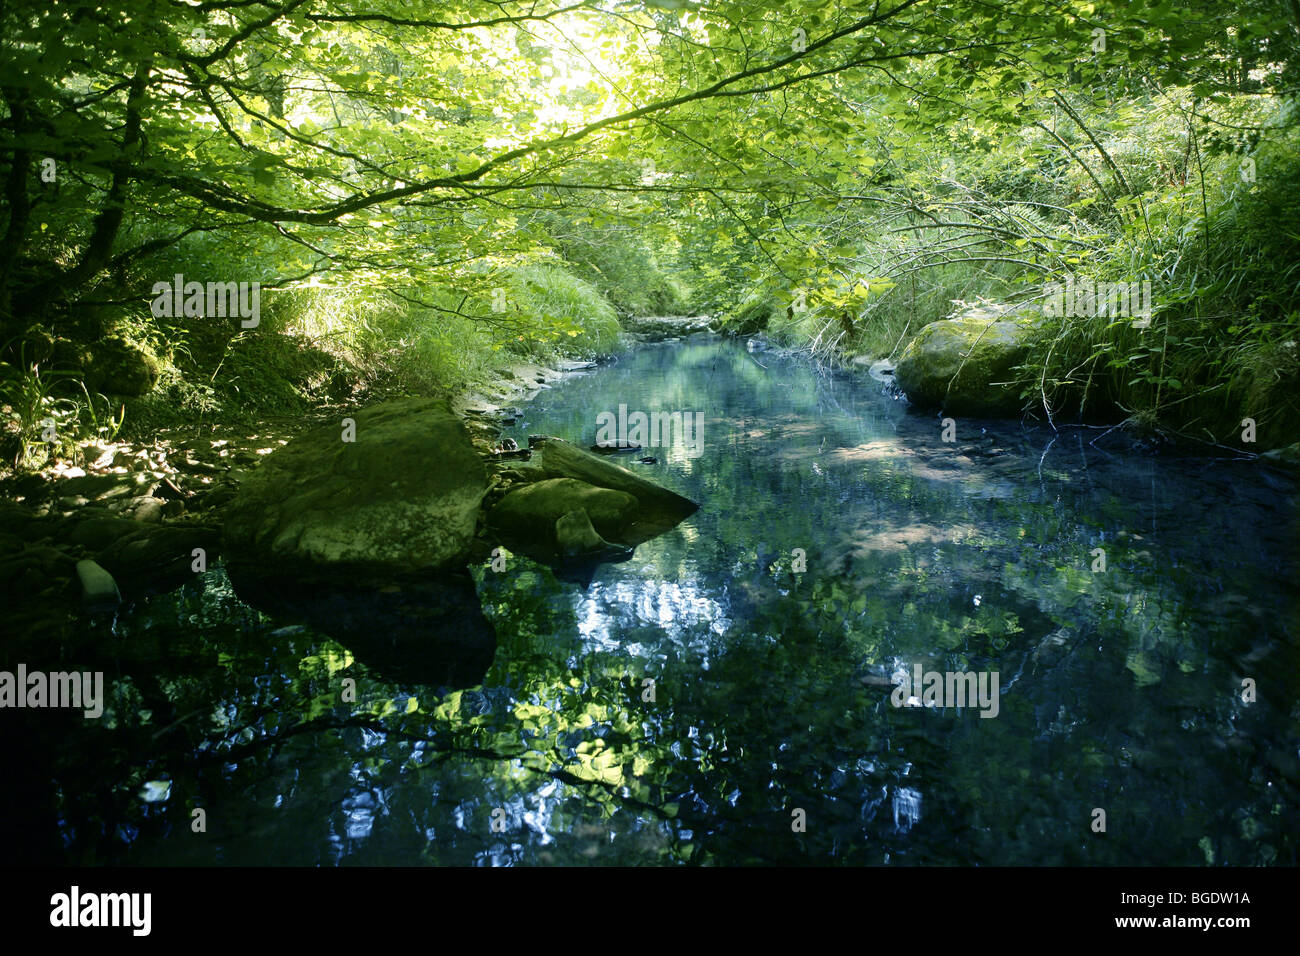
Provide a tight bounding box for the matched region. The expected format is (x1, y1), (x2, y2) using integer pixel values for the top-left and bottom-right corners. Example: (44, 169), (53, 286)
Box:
(711, 91), (1300, 450)
(0, 260), (628, 474)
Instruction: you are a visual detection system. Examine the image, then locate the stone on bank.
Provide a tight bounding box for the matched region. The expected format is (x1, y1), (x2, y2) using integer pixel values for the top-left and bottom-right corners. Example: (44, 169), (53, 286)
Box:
(222, 398), (487, 584)
(893, 305), (1038, 417)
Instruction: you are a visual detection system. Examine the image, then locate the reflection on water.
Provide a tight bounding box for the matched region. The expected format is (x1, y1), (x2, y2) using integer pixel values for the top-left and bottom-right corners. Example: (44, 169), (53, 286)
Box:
(4, 337), (1298, 866)
(226, 566), (496, 688)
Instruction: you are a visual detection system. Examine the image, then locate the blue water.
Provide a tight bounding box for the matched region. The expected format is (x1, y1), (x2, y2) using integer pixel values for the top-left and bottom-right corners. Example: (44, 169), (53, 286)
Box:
(10, 337), (1298, 865)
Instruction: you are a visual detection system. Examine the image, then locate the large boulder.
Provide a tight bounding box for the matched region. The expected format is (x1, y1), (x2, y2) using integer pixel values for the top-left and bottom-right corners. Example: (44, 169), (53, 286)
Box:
(81, 336), (161, 397)
(894, 307), (1038, 417)
(223, 399), (487, 584)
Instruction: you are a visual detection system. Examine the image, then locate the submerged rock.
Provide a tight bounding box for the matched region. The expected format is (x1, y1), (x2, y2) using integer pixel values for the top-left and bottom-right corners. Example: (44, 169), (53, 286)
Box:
(555, 508), (634, 561)
(1260, 442), (1300, 471)
(222, 398), (486, 585)
(894, 306), (1038, 417)
(867, 359), (897, 384)
(489, 478), (638, 543)
(590, 441), (641, 454)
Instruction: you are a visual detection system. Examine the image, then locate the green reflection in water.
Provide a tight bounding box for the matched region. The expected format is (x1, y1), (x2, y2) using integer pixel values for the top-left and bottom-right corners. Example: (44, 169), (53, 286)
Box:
(7, 338), (1298, 866)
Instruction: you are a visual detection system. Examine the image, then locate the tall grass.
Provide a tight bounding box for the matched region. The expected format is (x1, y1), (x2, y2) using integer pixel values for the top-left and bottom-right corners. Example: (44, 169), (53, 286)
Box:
(733, 91), (1300, 447)
(725, 221), (1023, 364)
(505, 264), (623, 359)
(1017, 101), (1300, 443)
(532, 210), (692, 316)
(112, 258), (628, 440)
(0, 343), (124, 471)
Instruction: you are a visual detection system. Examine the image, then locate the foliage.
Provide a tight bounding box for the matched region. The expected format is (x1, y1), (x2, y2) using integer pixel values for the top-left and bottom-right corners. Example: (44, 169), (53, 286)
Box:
(0, 345), (124, 470)
(505, 263), (622, 359)
(1, 0), (1297, 445)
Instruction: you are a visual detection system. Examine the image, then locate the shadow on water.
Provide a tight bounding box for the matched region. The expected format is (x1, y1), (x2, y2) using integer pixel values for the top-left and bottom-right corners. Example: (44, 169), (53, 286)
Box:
(225, 567), (497, 689)
(4, 336), (1298, 865)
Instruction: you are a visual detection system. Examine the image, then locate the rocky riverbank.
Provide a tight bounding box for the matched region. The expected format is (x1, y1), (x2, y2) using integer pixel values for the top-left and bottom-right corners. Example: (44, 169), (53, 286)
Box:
(0, 348), (693, 654)
(851, 302), (1300, 465)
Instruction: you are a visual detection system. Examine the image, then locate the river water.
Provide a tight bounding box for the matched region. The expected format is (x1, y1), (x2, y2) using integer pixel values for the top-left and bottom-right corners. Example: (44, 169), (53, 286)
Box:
(9, 336), (1298, 865)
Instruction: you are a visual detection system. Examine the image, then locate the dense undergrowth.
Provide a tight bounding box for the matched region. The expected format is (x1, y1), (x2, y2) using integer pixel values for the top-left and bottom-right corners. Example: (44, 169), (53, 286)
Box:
(710, 91), (1300, 449)
(3, 0), (1298, 467)
(0, 238), (663, 471)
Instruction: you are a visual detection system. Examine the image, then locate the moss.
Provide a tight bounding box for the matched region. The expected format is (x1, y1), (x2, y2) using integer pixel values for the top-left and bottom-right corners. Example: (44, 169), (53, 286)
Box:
(86, 337), (161, 397)
(894, 310), (1038, 417)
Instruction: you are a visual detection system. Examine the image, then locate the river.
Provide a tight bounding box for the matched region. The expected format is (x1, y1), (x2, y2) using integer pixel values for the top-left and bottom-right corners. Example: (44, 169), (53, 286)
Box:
(10, 336), (1298, 865)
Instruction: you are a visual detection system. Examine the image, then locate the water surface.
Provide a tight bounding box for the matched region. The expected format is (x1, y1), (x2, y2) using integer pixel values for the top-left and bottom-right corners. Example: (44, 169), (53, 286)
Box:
(7, 337), (1297, 866)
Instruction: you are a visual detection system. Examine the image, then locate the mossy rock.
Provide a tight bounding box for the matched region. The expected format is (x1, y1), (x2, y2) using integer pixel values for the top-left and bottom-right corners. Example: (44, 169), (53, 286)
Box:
(222, 398), (487, 584)
(528, 436), (699, 528)
(488, 478), (638, 545)
(486, 438), (699, 564)
(894, 309), (1038, 417)
(80, 336), (161, 397)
